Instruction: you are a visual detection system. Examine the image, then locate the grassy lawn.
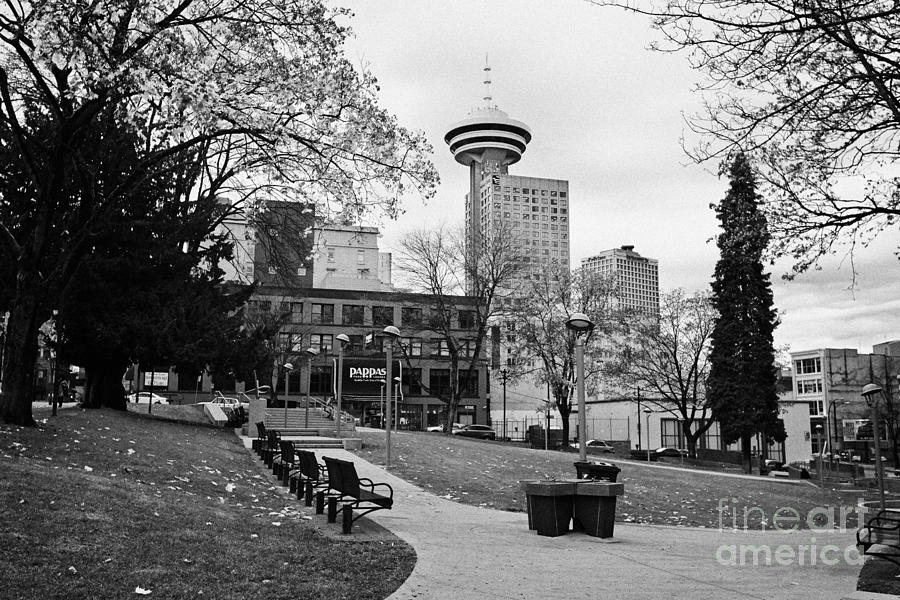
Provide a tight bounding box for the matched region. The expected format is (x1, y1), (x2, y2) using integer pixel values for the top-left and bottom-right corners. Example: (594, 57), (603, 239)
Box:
(0, 406), (413, 600)
(354, 429), (873, 531)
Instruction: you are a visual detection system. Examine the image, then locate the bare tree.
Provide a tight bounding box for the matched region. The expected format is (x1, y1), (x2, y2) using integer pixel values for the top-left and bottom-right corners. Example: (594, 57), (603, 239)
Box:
(506, 265), (619, 445)
(611, 289), (717, 458)
(0, 0), (437, 425)
(394, 223), (521, 430)
(594, 1), (900, 275)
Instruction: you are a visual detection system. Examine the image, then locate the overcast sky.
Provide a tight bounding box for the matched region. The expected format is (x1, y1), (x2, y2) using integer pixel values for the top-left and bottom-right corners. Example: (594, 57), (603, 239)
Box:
(338, 0), (900, 355)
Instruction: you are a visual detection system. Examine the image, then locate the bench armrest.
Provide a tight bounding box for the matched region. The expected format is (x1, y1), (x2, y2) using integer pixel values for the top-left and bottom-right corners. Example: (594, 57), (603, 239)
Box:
(358, 477), (393, 499)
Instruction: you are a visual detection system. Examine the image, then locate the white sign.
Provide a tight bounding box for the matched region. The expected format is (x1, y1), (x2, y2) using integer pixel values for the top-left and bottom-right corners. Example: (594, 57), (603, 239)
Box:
(143, 372), (169, 387)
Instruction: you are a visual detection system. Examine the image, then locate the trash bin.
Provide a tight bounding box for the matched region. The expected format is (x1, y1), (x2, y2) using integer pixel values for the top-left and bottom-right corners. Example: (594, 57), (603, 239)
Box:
(574, 461), (621, 482)
(573, 481), (625, 538)
(522, 481), (576, 537)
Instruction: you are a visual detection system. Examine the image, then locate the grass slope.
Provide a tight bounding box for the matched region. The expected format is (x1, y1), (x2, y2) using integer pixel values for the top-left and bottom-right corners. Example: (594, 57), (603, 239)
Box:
(354, 430), (871, 530)
(0, 406), (413, 600)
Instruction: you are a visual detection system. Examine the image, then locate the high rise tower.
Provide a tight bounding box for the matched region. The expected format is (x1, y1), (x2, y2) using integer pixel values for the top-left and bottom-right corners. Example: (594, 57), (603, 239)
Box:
(445, 62), (570, 284)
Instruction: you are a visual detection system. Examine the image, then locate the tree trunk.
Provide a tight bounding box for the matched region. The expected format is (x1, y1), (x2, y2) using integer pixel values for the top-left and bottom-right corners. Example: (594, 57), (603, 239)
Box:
(557, 400), (571, 449)
(0, 291), (42, 426)
(82, 360), (127, 410)
(685, 433), (698, 459)
(446, 355), (461, 426)
(759, 432), (769, 475)
(741, 434), (753, 474)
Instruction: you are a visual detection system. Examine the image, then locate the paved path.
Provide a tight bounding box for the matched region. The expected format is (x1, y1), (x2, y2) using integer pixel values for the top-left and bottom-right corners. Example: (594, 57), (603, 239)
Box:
(307, 448), (860, 600)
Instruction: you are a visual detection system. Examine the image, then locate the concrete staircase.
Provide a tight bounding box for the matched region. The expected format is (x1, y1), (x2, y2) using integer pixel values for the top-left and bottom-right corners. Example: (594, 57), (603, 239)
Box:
(264, 408), (338, 432)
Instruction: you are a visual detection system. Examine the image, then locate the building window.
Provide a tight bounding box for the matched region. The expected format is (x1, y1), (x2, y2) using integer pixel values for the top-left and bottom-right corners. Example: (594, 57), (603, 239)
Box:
(290, 302), (304, 323)
(290, 333), (304, 352)
(311, 303), (334, 324)
(437, 340), (451, 357)
(327, 248), (335, 262)
(402, 368), (423, 395)
(795, 357), (821, 374)
(401, 337), (422, 357)
(342, 304), (365, 326)
(458, 310), (476, 329)
(277, 332), (290, 351)
(310, 333), (333, 354)
(797, 378), (822, 395)
(372, 306), (394, 327)
(661, 419), (682, 449)
(357, 250), (365, 264)
(429, 369), (451, 397)
(460, 370), (479, 397)
(402, 307), (423, 327)
(310, 365), (333, 395)
(348, 334), (364, 352)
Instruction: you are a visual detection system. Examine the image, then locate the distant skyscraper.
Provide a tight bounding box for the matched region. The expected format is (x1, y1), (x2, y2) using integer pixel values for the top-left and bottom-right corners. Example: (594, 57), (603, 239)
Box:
(581, 245), (659, 314)
(444, 62), (570, 284)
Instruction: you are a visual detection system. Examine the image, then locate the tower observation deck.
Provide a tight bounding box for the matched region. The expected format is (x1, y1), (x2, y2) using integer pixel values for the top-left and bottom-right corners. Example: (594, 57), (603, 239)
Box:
(445, 62), (533, 275)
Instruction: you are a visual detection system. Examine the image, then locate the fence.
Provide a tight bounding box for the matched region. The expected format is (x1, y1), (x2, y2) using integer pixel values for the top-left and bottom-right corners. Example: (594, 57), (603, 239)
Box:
(491, 416), (631, 443)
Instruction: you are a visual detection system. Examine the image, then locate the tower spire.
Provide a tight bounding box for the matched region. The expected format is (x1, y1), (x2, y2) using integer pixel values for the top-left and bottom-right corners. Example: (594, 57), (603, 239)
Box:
(483, 54), (492, 108)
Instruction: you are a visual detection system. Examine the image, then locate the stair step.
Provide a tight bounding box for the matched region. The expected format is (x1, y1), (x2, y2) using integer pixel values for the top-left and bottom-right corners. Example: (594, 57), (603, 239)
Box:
(292, 440), (344, 449)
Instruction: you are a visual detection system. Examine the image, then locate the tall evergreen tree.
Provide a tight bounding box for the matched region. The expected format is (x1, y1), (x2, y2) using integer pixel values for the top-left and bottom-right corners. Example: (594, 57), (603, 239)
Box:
(708, 153), (785, 473)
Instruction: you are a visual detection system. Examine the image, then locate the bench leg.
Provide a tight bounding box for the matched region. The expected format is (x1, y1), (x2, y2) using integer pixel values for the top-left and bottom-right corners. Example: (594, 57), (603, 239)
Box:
(315, 491), (325, 515)
(305, 482), (314, 507)
(342, 505), (353, 534)
(327, 497), (338, 523)
(281, 468), (290, 487)
(289, 475), (297, 493)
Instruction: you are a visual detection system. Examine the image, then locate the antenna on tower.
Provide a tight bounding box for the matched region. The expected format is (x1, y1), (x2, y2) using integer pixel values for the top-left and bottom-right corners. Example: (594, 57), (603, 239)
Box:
(483, 54), (492, 108)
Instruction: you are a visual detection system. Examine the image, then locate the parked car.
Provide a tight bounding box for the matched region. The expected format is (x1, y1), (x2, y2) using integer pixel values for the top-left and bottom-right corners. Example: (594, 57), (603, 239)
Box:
(654, 447), (687, 458)
(452, 424), (496, 440)
(127, 392), (168, 404)
(569, 439), (615, 453)
(427, 423), (463, 433)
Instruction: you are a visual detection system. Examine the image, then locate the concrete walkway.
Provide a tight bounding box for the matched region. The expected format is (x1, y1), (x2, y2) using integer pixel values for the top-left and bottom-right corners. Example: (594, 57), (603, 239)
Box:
(307, 448), (860, 600)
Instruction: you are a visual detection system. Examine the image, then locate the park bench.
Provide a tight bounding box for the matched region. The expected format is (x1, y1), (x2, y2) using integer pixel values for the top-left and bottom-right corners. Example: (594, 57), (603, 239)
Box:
(253, 422), (266, 454)
(294, 450), (329, 506)
(262, 430), (281, 468)
(857, 510), (900, 565)
(274, 440), (302, 485)
(317, 456), (393, 534)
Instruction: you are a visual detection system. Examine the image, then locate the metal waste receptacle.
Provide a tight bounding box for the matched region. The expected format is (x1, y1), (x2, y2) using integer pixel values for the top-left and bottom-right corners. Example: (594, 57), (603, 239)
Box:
(574, 461), (620, 482)
(522, 481), (576, 537)
(573, 481), (624, 538)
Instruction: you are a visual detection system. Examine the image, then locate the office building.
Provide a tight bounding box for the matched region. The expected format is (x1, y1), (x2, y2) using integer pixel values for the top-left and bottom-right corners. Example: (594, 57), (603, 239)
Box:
(444, 64), (569, 285)
(581, 245), (659, 315)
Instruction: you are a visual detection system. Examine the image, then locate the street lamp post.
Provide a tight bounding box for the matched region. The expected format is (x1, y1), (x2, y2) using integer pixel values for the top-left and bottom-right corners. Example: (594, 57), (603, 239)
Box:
(383, 325), (401, 467)
(828, 399), (849, 473)
(862, 383), (887, 512)
(334, 334), (350, 438)
(566, 313), (595, 463)
(644, 408), (652, 461)
(282, 363), (293, 429)
(636, 386), (642, 450)
(499, 368), (509, 441)
(815, 424), (824, 488)
(304, 348), (318, 429)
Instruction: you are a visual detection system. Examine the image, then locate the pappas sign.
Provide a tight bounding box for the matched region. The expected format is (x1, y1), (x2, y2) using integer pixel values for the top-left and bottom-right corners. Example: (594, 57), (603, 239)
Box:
(342, 361), (388, 396)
